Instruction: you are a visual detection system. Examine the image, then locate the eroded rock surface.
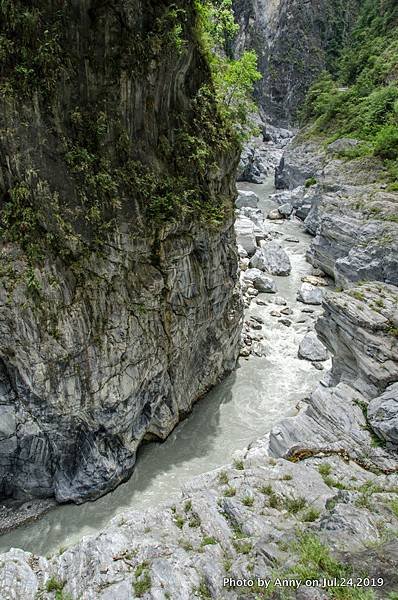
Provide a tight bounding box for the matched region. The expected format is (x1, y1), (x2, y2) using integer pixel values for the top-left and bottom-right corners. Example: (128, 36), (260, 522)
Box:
(275, 137), (398, 286)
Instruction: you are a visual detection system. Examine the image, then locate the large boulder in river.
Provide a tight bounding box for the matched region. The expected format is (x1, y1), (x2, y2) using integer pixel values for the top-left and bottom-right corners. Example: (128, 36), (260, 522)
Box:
(298, 333), (328, 362)
(367, 383), (398, 445)
(297, 282), (323, 305)
(278, 203), (293, 217)
(235, 216), (257, 256)
(260, 241), (292, 276)
(243, 269), (276, 293)
(236, 190), (259, 209)
(249, 249), (267, 271)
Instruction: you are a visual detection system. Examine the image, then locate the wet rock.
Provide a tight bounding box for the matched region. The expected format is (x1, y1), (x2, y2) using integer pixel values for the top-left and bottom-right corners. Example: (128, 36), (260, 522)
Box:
(367, 383), (398, 445)
(235, 190), (259, 209)
(242, 269), (277, 293)
(299, 333), (329, 362)
(297, 283), (323, 305)
(260, 241), (292, 276)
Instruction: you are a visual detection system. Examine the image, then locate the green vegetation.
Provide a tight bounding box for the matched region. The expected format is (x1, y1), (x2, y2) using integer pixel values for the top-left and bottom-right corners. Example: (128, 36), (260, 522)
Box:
(0, 1), (261, 269)
(195, 579), (212, 599)
(388, 498), (398, 518)
(218, 470), (229, 485)
(301, 507), (321, 522)
(233, 458), (244, 470)
(201, 536), (218, 546)
(284, 496), (307, 515)
(46, 577), (65, 593)
(134, 562), (152, 597)
(242, 494), (254, 507)
(288, 534), (376, 599)
(301, 0), (398, 184)
(45, 577), (71, 600)
(318, 463), (332, 477)
(305, 177), (317, 188)
(223, 486), (236, 497)
(195, 0), (261, 141)
(174, 514), (186, 529)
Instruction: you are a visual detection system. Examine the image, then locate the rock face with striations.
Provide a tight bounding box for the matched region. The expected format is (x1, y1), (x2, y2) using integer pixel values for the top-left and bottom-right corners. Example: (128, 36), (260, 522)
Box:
(232, 0), (360, 124)
(275, 137), (398, 286)
(0, 1), (242, 504)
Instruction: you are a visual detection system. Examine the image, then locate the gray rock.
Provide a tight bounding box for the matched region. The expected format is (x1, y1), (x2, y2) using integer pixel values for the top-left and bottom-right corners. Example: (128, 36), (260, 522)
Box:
(297, 283), (323, 305)
(267, 209), (284, 220)
(278, 203), (293, 217)
(260, 241), (292, 276)
(327, 138), (359, 155)
(249, 248), (268, 271)
(367, 383), (398, 445)
(317, 284), (398, 397)
(298, 333), (328, 362)
(235, 216), (257, 256)
(243, 269), (276, 293)
(235, 190), (259, 209)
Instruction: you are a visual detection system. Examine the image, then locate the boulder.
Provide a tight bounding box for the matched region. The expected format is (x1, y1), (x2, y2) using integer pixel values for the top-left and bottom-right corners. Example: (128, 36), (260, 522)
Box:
(249, 249), (267, 271)
(235, 216), (257, 256)
(367, 383), (398, 445)
(243, 269), (276, 293)
(278, 203), (293, 217)
(298, 333), (329, 362)
(327, 138), (359, 155)
(296, 204), (312, 221)
(236, 190), (259, 209)
(297, 283), (323, 305)
(267, 208), (284, 220)
(260, 241), (292, 276)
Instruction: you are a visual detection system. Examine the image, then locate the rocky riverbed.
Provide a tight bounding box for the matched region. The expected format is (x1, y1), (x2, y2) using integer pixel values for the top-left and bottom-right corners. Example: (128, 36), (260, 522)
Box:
(0, 138), (329, 556)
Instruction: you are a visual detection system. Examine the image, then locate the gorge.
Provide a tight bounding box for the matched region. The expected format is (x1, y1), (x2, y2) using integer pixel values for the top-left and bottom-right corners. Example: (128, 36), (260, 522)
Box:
(0, 0), (397, 599)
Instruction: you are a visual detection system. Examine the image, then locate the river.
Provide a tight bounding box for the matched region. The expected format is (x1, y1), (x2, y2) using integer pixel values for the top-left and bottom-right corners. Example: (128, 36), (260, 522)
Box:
(0, 176), (329, 556)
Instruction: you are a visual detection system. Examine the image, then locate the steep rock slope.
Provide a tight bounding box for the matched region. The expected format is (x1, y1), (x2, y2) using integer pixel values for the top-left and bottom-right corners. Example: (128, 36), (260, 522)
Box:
(0, 1), (242, 504)
(232, 0), (360, 124)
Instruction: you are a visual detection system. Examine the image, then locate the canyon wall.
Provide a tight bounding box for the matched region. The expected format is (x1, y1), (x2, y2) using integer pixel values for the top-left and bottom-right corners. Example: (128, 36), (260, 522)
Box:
(232, 0), (360, 124)
(0, 0), (242, 504)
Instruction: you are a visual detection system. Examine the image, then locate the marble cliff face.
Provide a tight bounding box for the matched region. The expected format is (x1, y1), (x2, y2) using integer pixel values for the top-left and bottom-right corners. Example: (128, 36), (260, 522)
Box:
(232, 0), (360, 124)
(0, 0), (242, 504)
